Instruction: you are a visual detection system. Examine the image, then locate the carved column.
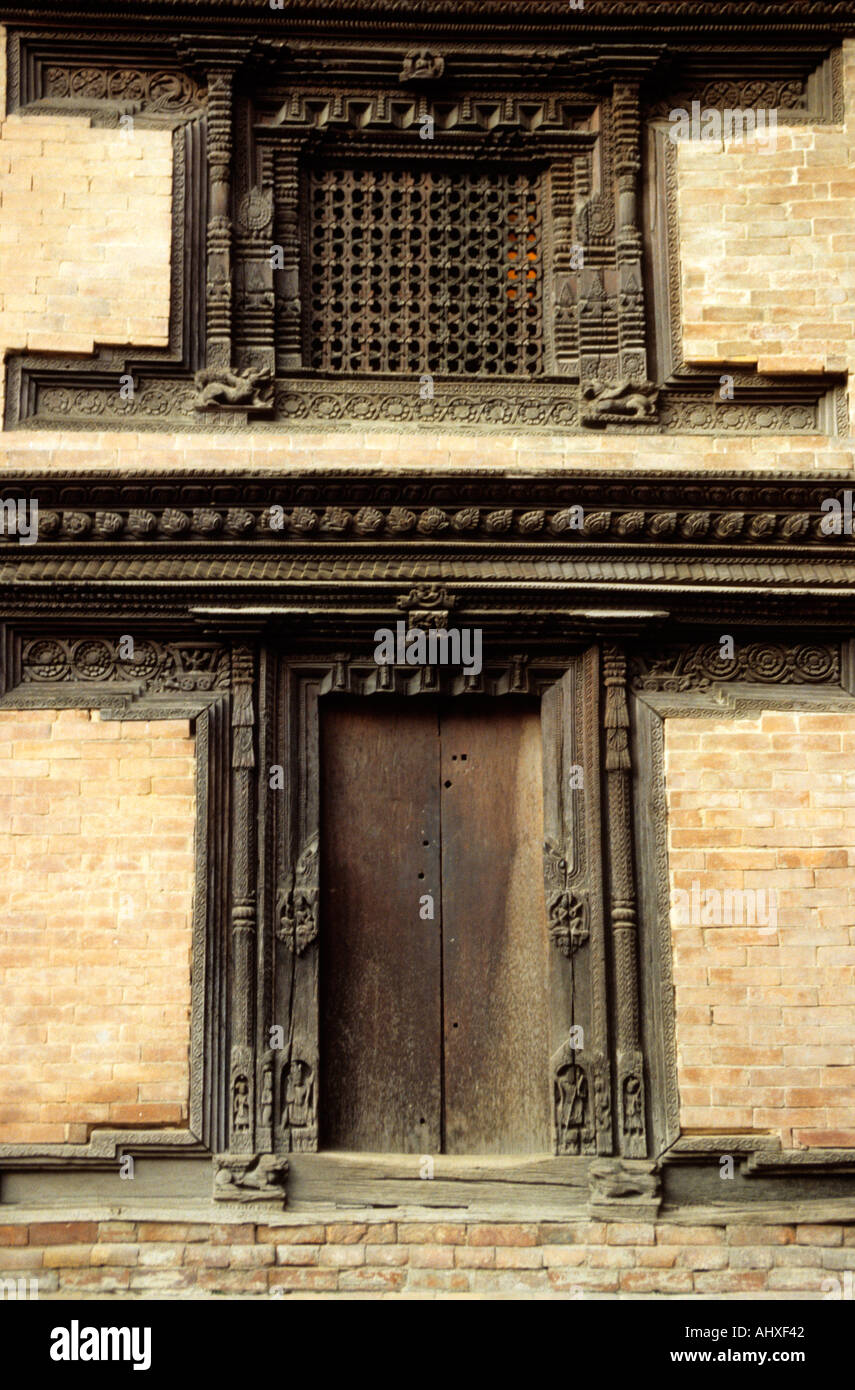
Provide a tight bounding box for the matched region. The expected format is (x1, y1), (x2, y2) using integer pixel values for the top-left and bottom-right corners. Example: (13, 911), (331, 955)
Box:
(274, 144), (303, 371)
(550, 160), (579, 375)
(229, 644), (257, 1153)
(234, 142), (276, 377)
(613, 80), (648, 382)
(602, 643), (648, 1157)
(205, 66), (235, 370)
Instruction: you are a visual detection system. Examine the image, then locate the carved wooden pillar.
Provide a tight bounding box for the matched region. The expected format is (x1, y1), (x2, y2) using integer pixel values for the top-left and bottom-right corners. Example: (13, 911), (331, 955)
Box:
(602, 643), (648, 1157)
(549, 160), (579, 375)
(205, 66), (235, 370)
(613, 80), (648, 382)
(542, 649), (613, 1157)
(274, 143), (303, 371)
(234, 141), (276, 377)
(229, 644), (257, 1153)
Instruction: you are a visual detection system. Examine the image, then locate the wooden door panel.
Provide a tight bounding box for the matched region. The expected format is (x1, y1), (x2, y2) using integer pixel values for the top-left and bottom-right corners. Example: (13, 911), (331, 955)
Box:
(319, 698), (442, 1152)
(439, 699), (552, 1154)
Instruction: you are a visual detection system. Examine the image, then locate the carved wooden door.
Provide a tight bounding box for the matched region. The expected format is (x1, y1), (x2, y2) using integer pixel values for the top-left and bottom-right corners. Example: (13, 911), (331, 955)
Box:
(319, 696), (552, 1155)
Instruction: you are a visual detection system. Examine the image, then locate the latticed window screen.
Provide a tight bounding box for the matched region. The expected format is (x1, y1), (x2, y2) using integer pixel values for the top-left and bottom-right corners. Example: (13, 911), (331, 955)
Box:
(307, 165), (545, 376)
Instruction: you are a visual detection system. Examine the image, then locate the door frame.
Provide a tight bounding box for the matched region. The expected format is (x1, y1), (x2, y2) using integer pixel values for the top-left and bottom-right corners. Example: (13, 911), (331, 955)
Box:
(260, 642), (653, 1208)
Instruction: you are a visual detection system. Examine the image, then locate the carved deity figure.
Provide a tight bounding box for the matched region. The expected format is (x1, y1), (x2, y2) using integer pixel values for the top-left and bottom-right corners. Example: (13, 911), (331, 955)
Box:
(399, 49), (445, 82)
(555, 1062), (588, 1154)
(547, 889), (589, 957)
(623, 1074), (644, 1135)
(233, 1075), (250, 1132)
(260, 1066), (273, 1128)
(284, 1060), (314, 1131)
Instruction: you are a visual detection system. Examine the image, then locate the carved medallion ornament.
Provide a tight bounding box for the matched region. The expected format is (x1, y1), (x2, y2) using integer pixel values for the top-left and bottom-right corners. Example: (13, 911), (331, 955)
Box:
(631, 642), (839, 693)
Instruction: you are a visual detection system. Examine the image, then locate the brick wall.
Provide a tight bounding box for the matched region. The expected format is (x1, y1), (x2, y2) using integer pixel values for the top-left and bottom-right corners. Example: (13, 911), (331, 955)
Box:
(0, 1214), (852, 1298)
(679, 42), (855, 428)
(0, 29), (173, 421)
(0, 709), (196, 1143)
(665, 710), (855, 1148)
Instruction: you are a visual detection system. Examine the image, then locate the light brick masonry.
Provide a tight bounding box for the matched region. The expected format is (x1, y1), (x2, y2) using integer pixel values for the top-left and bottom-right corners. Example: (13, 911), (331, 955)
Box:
(0, 1214), (852, 1298)
(665, 710), (855, 1149)
(679, 42), (855, 422)
(0, 709), (196, 1143)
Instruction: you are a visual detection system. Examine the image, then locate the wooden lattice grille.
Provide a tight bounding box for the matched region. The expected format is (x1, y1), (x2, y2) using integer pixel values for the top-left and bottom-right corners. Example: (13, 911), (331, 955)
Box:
(307, 165), (545, 376)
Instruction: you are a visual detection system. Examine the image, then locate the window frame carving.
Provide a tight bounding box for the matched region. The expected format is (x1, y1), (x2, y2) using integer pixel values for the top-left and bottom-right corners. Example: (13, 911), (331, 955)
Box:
(0, 26), (848, 434)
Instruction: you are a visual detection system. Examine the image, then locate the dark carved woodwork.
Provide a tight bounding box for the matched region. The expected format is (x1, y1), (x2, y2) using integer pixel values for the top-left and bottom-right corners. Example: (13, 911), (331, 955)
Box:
(212, 1152), (288, 1204)
(3, 0), (855, 1211)
(1, 25), (847, 431)
(588, 1158), (661, 1219)
(229, 644), (257, 1154)
(602, 644), (647, 1159)
(542, 649), (613, 1157)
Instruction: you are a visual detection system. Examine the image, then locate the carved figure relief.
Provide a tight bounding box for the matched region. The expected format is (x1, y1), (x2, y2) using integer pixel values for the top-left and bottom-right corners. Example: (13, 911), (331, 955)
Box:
(543, 840), (589, 956)
(213, 1153), (289, 1204)
(554, 1061), (590, 1155)
(281, 1060), (317, 1152)
(192, 366), (273, 410)
(399, 49), (445, 82)
(588, 1159), (660, 1216)
(581, 378), (659, 427)
(277, 838), (319, 954)
(260, 1060), (274, 1128)
(232, 1075), (250, 1133)
(622, 1074), (645, 1139)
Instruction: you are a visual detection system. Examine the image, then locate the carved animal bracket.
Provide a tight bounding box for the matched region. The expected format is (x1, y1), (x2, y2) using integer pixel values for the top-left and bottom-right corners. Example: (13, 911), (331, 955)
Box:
(212, 1153), (289, 1205)
(587, 1158), (661, 1220)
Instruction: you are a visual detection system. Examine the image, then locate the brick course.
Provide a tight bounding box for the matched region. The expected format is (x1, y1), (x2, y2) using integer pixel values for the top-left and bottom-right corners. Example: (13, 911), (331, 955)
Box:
(0, 1215), (849, 1298)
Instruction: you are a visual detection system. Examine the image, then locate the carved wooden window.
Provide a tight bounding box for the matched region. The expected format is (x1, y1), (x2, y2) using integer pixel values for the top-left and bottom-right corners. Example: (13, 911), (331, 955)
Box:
(307, 165), (545, 377)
